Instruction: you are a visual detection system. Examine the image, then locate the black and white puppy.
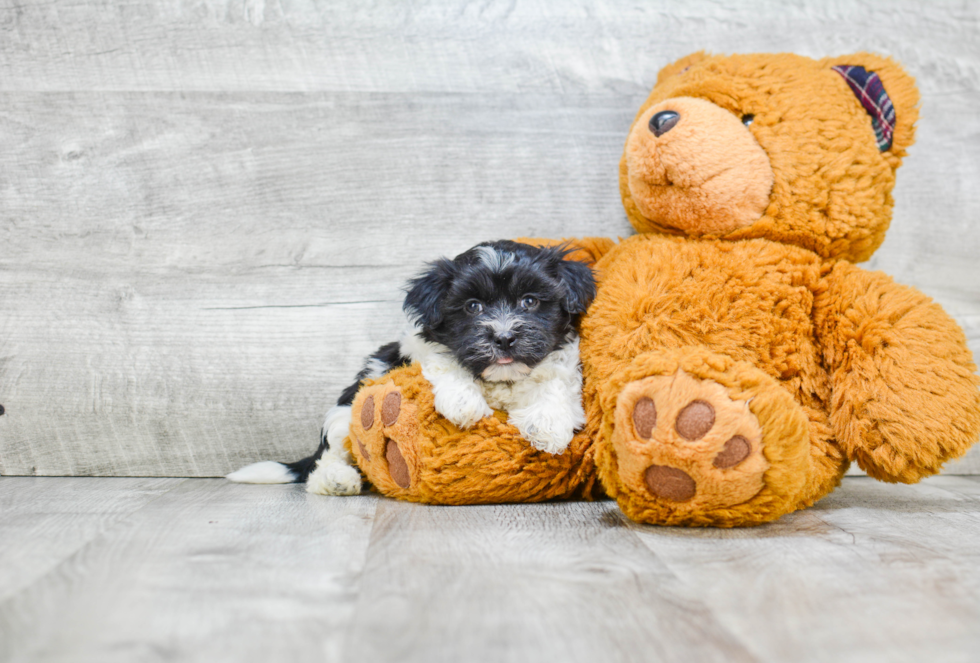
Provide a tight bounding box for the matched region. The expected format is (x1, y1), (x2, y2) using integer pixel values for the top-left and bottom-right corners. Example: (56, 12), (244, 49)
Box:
(227, 240), (596, 495)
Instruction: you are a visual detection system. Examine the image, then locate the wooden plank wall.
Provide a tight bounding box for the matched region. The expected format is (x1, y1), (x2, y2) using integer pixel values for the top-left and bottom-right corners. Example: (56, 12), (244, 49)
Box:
(1, 0), (978, 477)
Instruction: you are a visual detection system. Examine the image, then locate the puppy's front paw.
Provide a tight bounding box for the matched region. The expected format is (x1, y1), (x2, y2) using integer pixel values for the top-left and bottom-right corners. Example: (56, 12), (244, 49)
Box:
(435, 389), (493, 430)
(306, 454), (363, 496)
(509, 409), (576, 455)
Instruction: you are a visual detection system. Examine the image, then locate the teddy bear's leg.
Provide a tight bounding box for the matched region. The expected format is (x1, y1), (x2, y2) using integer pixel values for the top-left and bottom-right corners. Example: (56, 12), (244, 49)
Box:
(346, 364), (598, 504)
(815, 262), (980, 483)
(593, 349), (831, 527)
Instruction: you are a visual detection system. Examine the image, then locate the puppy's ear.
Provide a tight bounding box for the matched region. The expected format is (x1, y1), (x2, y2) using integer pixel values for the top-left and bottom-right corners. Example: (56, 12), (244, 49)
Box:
(403, 258), (457, 328)
(555, 258), (596, 315)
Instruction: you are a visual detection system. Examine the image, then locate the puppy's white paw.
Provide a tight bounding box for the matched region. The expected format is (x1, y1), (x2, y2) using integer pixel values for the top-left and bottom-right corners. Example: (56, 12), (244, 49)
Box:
(522, 424), (576, 455)
(306, 454), (362, 496)
(436, 389), (494, 429)
(509, 409), (576, 455)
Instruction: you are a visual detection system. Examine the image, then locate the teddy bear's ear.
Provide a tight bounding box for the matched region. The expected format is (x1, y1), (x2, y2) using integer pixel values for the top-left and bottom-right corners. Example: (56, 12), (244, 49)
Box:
(821, 53), (920, 160)
(655, 51), (712, 86)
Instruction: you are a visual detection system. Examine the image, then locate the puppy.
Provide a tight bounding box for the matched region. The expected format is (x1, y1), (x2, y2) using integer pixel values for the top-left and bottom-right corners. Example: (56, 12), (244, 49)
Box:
(227, 240), (596, 496)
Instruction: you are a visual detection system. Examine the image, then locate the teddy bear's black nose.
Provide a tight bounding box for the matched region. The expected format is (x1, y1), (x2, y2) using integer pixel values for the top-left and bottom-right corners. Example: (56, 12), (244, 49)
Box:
(649, 110), (680, 137)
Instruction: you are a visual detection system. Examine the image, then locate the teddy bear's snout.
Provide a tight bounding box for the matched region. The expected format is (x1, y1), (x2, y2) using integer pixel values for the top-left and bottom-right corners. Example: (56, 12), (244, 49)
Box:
(625, 96), (774, 237)
(649, 110), (680, 137)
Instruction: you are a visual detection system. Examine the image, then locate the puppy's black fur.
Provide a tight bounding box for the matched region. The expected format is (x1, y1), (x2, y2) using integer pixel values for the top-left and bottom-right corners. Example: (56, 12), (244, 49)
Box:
(283, 341), (411, 482)
(284, 240), (596, 483)
(337, 342), (407, 407)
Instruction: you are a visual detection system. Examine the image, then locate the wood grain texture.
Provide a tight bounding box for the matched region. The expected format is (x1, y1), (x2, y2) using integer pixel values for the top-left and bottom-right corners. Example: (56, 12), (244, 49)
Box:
(0, 91), (628, 476)
(0, 479), (378, 663)
(347, 499), (755, 663)
(628, 476), (980, 663)
(0, 476), (183, 602)
(0, 0), (977, 95)
(1, 476), (979, 662)
(0, 0), (978, 476)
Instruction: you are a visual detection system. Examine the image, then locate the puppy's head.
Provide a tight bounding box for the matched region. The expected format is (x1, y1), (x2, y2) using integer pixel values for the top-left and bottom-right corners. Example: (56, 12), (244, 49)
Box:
(403, 240), (596, 382)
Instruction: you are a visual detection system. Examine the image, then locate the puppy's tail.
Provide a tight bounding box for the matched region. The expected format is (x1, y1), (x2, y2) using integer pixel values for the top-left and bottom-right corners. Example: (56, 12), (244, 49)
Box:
(225, 406), (351, 485)
(224, 447), (324, 484)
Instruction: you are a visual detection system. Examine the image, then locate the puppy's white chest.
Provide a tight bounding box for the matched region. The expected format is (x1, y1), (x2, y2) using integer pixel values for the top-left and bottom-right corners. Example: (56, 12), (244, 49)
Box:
(480, 381), (523, 412)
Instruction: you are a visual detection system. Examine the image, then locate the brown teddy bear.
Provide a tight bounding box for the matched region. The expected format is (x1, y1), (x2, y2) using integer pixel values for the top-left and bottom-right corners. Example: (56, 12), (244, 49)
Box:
(343, 52), (980, 527)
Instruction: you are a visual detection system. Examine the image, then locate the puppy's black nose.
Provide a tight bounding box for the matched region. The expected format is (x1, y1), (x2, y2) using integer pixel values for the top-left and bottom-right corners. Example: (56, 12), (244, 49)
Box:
(493, 332), (516, 351)
(649, 110), (680, 137)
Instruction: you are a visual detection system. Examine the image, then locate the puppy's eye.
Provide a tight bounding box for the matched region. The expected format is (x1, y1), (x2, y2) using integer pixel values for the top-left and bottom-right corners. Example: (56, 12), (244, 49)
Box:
(520, 295), (539, 311)
(465, 300), (483, 315)
(741, 114), (755, 126)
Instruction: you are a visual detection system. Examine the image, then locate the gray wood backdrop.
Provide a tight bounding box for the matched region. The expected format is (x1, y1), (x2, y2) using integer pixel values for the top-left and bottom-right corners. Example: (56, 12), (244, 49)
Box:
(1, 0), (978, 477)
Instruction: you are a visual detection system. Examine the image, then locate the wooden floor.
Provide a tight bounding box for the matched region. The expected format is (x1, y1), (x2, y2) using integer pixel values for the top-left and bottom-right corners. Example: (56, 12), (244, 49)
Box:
(1, 477), (979, 663)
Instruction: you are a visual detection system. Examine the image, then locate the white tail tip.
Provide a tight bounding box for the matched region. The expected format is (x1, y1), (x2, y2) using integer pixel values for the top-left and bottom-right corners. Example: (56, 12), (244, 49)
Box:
(226, 461), (297, 484)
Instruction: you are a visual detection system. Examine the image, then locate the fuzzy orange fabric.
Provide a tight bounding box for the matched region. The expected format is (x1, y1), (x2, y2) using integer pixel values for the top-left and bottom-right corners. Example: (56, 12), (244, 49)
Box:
(620, 52), (920, 263)
(349, 364), (600, 505)
(625, 97), (773, 235)
(348, 52), (980, 527)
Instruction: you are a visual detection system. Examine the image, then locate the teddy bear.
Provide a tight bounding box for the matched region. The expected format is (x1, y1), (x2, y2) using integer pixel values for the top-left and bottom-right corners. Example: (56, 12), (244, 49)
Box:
(340, 52), (980, 527)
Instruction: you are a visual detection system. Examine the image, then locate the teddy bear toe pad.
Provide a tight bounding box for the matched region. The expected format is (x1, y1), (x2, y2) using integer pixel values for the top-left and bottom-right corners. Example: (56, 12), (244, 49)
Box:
(613, 371), (768, 513)
(350, 384), (420, 494)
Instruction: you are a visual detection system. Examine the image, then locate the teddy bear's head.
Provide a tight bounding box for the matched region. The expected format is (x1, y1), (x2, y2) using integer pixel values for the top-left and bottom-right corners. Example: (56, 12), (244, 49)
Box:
(620, 52), (919, 262)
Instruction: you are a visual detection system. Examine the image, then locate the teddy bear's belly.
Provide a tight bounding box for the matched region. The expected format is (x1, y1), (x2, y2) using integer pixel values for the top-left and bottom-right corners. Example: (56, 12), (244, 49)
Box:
(581, 235), (831, 408)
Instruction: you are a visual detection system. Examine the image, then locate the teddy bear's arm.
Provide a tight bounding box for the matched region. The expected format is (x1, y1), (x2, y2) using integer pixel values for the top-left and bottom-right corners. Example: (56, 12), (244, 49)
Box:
(514, 236), (617, 267)
(813, 261), (980, 482)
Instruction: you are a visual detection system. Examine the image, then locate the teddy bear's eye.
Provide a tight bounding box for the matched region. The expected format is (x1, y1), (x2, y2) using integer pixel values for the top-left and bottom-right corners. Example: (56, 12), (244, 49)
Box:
(741, 114), (755, 126)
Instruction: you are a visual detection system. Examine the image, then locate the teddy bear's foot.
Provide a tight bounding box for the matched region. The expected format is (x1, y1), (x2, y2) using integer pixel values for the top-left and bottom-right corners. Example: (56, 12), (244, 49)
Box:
(600, 352), (814, 526)
(615, 371), (768, 505)
(348, 382), (423, 498)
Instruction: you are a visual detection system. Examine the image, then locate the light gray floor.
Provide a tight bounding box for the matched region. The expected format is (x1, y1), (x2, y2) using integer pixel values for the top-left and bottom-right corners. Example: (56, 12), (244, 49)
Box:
(2, 476), (979, 663)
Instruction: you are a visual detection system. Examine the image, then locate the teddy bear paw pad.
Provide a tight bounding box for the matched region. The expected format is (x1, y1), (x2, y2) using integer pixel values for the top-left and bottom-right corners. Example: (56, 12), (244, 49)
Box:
(613, 371), (769, 512)
(350, 384), (420, 494)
